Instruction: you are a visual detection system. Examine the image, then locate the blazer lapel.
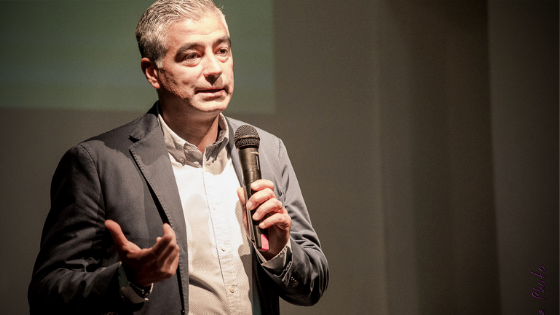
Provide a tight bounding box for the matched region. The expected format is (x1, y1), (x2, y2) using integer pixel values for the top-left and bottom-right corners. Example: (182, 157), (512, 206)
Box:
(227, 118), (244, 187)
(128, 106), (189, 312)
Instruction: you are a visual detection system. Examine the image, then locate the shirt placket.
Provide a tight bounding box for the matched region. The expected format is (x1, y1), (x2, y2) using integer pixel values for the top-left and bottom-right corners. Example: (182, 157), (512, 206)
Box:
(203, 153), (242, 315)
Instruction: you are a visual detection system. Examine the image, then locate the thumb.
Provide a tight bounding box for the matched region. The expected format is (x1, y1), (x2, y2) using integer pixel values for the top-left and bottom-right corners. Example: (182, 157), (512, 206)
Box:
(236, 189), (249, 233)
(237, 187), (246, 206)
(105, 220), (129, 248)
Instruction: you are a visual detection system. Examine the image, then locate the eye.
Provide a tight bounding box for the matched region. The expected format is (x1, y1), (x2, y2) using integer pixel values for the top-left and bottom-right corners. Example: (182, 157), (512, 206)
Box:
(216, 47), (230, 57)
(185, 52), (199, 60)
(181, 52), (202, 65)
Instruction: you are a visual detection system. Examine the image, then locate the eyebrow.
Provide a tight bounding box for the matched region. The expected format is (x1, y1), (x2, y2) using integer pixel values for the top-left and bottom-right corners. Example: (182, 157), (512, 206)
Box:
(176, 36), (231, 56)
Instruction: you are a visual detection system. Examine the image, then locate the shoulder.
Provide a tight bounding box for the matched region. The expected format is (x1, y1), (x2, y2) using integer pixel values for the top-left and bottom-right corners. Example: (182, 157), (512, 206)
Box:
(224, 116), (291, 178)
(68, 110), (161, 162)
(87, 109), (159, 145)
(225, 116), (283, 153)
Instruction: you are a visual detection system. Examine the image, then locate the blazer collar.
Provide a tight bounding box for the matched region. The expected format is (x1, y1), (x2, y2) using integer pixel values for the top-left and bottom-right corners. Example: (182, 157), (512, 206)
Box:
(129, 104), (160, 142)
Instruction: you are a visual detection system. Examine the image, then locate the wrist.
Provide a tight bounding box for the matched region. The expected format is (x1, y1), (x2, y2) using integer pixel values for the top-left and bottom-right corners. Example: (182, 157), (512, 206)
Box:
(128, 281), (152, 299)
(118, 264), (153, 303)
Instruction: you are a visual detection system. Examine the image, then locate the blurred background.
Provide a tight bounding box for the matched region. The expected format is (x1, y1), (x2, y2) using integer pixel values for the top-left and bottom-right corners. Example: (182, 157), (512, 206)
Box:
(0, 0), (557, 314)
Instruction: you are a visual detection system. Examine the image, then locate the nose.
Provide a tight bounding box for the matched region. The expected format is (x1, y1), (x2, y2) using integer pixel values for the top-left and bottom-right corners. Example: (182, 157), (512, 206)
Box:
(203, 53), (222, 84)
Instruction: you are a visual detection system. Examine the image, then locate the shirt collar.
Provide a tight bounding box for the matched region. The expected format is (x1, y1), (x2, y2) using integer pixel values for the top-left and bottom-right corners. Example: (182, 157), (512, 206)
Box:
(157, 105), (229, 167)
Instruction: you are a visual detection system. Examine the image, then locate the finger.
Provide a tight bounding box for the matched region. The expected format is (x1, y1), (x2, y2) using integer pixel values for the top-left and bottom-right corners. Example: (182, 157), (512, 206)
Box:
(253, 198), (283, 221)
(159, 243), (180, 271)
(151, 236), (180, 278)
(250, 179), (274, 191)
(162, 223), (175, 237)
(259, 209), (291, 230)
(246, 179), (275, 210)
(246, 187), (276, 211)
(153, 235), (173, 256)
(155, 236), (178, 258)
(105, 220), (129, 248)
(259, 202), (288, 227)
(152, 224), (177, 256)
(156, 228), (179, 258)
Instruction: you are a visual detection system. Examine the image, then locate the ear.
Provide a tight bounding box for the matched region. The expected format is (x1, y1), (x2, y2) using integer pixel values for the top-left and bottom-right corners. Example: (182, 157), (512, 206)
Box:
(141, 57), (161, 89)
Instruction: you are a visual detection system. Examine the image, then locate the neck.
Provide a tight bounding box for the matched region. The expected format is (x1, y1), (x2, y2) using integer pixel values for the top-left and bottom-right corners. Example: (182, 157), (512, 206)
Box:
(160, 104), (221, 153)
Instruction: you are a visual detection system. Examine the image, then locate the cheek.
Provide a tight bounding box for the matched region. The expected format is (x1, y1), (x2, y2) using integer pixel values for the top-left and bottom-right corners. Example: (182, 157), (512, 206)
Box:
(224, 66), (234, 82)
(169, 74), (197, 91)
(163, 66), (198, 84)
(182, 72), (203, 87)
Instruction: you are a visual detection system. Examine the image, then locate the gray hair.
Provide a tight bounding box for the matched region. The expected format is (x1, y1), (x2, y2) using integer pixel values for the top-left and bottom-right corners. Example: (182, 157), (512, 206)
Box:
(135, 0), (226, 66)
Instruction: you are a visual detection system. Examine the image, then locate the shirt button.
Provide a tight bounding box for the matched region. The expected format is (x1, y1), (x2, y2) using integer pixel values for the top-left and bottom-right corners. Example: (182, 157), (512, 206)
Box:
(220, 246), (226, 252)
(229, 286), (235, 293)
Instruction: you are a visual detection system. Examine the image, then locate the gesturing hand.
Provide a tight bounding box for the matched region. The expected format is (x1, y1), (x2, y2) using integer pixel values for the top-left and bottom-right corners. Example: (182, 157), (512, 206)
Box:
(237, 179), (292, 260)
(105, 220), (180, 287)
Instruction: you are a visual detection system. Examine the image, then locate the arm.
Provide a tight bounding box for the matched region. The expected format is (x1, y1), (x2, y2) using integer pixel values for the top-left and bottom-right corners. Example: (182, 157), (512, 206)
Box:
(28, 144), (180, 314)
(238, 138), (329, 306)
(28, 144), (125, 314)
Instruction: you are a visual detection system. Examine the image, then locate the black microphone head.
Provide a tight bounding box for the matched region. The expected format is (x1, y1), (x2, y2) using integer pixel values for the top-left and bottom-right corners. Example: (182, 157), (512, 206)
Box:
(234, 125), (260, 149)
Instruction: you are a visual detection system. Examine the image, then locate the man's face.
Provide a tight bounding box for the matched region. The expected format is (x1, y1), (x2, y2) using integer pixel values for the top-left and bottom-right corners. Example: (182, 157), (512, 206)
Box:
(154, 13), (233, 115)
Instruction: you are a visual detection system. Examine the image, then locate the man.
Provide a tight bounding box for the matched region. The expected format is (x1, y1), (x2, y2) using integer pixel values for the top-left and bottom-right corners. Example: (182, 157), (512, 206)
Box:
(28, 0), (328, 314)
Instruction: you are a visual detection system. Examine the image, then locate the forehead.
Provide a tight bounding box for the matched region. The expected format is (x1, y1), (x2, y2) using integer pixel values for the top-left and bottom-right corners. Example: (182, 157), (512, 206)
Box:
(165, 13), (229, 46)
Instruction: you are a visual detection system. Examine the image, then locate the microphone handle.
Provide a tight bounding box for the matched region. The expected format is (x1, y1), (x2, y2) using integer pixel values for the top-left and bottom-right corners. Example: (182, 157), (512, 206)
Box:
(238, 147), (269, 251)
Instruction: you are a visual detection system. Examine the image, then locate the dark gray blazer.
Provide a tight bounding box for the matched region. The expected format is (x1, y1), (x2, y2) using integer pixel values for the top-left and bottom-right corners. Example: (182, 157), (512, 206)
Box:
(28, 105), (328, 315)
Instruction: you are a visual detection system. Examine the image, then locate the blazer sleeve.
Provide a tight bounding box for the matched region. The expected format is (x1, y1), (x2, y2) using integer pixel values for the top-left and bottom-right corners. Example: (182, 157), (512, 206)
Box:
(28, 144), (138, 315)
(259, 137), (329, 306)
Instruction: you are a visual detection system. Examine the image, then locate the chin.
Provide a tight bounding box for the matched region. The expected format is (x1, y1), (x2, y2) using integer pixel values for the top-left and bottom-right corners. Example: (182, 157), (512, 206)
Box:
(194, 99), (230, 114)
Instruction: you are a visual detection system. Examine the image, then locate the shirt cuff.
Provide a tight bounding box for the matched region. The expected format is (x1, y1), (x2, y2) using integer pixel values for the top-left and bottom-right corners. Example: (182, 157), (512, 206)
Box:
(117, 263), (153, 304)
(255, 239), (292, 275)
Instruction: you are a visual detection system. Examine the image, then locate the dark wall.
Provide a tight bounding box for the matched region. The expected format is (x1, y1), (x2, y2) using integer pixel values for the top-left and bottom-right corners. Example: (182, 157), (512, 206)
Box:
(489, 1), (559, 314)
(0, 1), (557, 314)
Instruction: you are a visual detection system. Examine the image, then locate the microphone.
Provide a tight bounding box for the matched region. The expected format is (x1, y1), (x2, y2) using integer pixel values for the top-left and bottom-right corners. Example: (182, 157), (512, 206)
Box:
(234, 125), (269, 251)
